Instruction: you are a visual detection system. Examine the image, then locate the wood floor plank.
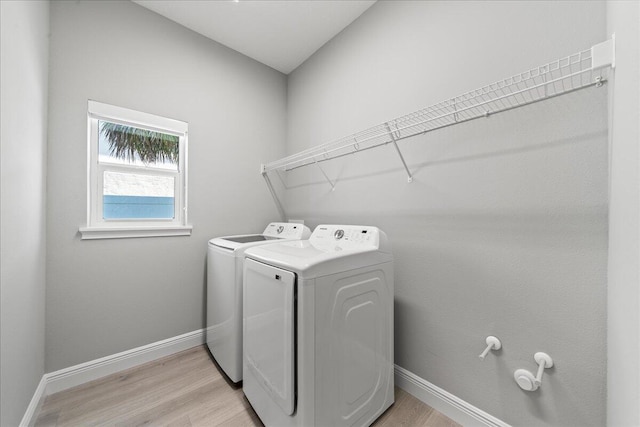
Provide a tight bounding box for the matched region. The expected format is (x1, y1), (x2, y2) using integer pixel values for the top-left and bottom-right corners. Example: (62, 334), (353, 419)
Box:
(374, 388), (436, 427)
(35, 345), (459, 427)
(41, 347), (206, 415)
(424, 410), (464, 427)
(165, 415), (192, 427)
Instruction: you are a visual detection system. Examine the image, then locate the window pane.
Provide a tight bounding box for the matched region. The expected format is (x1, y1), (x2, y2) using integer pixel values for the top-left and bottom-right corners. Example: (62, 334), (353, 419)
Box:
(103, 171), (175, 219)
(98, 120), (178, 171)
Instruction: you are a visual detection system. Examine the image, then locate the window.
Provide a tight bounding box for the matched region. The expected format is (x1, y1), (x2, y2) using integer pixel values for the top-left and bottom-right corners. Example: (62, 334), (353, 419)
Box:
(80, 101), (191, 239)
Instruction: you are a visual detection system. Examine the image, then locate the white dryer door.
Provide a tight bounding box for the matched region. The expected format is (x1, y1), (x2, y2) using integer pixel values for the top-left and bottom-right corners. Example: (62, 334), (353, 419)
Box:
(244, 258), (296, 415)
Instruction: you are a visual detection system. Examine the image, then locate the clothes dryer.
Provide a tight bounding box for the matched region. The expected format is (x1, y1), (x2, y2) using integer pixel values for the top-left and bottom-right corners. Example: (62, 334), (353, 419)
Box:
(243, 225), (394, 426)
(206, 222), (310, 382)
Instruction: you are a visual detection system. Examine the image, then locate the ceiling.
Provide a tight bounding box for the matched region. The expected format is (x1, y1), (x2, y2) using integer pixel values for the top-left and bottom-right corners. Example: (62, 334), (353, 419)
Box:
(133, 0), (376, 74)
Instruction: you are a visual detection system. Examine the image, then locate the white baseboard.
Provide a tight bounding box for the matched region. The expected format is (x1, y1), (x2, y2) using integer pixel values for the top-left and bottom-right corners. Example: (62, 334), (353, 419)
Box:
(19, 376), (47, 427)
(21, 332), (504, 427)
(20, 328), (205, 426)
(394, 365), (510, 427)
(46, 328), (205, 394)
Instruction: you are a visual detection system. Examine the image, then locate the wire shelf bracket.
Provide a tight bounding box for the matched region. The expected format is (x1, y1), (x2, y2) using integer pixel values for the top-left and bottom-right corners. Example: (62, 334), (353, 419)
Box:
(260, 38), (615, 184)
(385, 123), (413, 182)
(315, 159), (336, 190)
(260, 164), (287, 221)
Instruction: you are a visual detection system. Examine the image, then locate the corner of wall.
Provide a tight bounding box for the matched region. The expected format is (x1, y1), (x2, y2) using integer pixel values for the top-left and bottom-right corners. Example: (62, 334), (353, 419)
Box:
(606, 1), (640, 426)
(0, 0), (50, 425)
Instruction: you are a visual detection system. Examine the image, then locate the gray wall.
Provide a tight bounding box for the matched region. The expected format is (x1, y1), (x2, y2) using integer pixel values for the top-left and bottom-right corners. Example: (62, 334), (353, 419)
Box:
(283, 1), (608, 425)
(46, 0), (286, 372)
(606, 1), (640, 425)
(0, 1), (49, 425)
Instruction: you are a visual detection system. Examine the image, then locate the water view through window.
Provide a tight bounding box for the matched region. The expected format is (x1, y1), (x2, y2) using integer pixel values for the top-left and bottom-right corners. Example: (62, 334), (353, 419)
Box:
(103, 171), (175, 219)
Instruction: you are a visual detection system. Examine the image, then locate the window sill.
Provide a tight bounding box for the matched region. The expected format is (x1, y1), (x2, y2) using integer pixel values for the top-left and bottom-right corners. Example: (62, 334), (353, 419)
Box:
(79, 225), (193, 240)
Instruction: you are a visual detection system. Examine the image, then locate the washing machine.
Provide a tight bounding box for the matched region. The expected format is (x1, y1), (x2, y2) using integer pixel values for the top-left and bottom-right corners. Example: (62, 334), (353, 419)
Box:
(206, 222), (311, 383)
(242, 225), (394, 427)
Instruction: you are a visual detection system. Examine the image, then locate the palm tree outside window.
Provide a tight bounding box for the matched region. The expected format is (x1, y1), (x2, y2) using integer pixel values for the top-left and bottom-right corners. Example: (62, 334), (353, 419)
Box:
(99, 122), (179, 220)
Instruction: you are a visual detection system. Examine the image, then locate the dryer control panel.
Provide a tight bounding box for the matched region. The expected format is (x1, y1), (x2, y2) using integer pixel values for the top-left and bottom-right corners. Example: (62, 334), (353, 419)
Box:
(310, 225), (381, 252)
(263, 222), (311, 239)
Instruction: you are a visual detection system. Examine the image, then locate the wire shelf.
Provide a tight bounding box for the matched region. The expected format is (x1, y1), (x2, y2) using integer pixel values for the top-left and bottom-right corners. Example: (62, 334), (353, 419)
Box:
(262, 39), (614, 176)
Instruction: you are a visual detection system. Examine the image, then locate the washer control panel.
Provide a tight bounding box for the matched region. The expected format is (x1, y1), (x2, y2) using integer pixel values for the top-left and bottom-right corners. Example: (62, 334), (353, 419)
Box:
(310, 225), (380, 251)
(263, 222), (310, 239)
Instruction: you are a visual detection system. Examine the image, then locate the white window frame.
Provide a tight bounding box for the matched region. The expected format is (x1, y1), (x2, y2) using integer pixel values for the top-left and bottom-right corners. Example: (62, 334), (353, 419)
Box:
(79, 100), (192, 240)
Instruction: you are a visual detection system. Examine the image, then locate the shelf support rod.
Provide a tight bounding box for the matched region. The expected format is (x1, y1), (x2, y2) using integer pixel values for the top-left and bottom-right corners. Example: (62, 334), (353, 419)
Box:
(314, 159), (336, 191)
(385, 123), (413, 183)
(453, 98), (458, 122)
(261, 165), (287, 221)
(275, 169), (288, 189)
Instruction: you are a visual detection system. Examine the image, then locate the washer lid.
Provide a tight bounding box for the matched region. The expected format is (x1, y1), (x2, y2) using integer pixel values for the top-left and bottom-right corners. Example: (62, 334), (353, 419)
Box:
(208, 222), (311, 251)
(244, 225), (393, 278)
(224, 235), (272, 244)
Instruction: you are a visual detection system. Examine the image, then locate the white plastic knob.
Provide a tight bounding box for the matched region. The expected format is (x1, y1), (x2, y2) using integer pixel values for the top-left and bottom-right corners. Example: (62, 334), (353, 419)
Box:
(478, 336), (502, 360)
(534, 352), (553, 385)
(514, 352), (553, 391)
(514, 369), (539, 391)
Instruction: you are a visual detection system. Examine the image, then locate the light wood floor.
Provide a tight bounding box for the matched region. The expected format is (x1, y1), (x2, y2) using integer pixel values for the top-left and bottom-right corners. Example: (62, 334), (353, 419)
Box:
(35, 346), (461, 427)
